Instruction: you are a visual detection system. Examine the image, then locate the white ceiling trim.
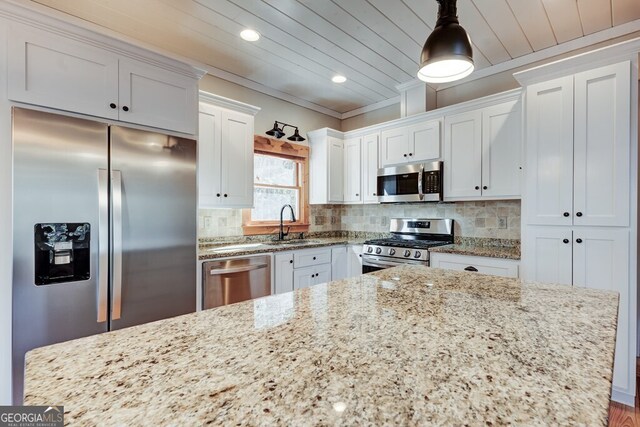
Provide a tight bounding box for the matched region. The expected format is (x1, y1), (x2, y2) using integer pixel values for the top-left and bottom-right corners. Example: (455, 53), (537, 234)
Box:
(340, 96), (400, 120)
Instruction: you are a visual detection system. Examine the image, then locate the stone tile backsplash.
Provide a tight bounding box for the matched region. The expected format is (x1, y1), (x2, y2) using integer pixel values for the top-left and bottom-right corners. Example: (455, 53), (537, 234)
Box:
(198, 200), (521, 240)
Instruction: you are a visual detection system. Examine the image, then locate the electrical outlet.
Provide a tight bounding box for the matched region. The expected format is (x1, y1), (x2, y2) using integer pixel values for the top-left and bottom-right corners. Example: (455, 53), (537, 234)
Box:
(498, 216), (507, 229)
(203, 216), (212, 229)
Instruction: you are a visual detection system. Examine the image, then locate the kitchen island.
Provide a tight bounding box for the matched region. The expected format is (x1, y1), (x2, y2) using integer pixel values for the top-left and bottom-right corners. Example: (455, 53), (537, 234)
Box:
(24, 266), (618, 426)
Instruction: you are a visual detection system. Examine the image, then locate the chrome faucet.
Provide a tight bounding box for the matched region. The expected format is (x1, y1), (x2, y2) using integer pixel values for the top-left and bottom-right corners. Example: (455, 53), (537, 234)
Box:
(279, 204), (296, 240)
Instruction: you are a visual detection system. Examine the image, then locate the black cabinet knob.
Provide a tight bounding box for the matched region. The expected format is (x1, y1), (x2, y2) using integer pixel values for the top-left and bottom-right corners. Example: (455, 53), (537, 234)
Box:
(409, 153), (413, 156)
(464, 266), (478, 272)
(373, 193), (376, 196)
(224, 194), (228, 197)
(483, 186), (488, 190)
(475, 186), (480, 190)
(216, 193), (221, 197)
(109, 103), (117, 109)
(563, 212), (570, 217)
(563, 239), (569, 244)
(403, 154), (407, 157)
(122, 106), (129, 112)
(312, 256), (316, 260)
(289, 260), (293, 264)
(355, 193), (359, 197)
(576, 238), (583, 244)
(576, 212), (583, 217)
(359, 254), (362, 257)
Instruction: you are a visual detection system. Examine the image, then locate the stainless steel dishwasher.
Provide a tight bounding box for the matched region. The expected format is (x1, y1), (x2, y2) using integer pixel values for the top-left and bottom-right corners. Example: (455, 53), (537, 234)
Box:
(203, 255), (271, 309)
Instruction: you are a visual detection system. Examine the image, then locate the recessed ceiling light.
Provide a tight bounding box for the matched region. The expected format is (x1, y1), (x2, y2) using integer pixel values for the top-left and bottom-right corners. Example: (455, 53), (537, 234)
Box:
(332, 75), (347, 83)
(240, 29), (260, 42)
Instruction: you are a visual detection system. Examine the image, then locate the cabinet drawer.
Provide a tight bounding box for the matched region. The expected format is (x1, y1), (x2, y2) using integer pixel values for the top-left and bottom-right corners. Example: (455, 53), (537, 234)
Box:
(430, 253), (519, 278)
(294, 248), (331, 268)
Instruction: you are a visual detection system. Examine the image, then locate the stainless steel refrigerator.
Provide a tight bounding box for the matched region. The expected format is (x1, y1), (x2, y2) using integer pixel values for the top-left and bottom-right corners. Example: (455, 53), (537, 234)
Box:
(11, 107), (197, 403)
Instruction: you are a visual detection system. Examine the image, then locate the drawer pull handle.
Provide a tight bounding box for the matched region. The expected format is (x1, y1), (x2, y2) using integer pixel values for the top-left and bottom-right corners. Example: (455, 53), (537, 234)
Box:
(464, 266), (478, 272)
(313, 256), (316, 260)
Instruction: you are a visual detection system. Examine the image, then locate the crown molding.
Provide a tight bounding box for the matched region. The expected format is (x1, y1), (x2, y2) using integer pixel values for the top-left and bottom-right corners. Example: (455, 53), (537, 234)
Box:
(199, 91), (260, 116)
(306, 127), (344, 140)
(340, 97), (400, 120)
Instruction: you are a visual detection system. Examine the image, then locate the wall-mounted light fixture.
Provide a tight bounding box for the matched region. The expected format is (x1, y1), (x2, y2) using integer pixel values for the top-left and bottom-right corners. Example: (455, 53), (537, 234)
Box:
(418, 0), (474, 83)
(265, 121), (306, 142)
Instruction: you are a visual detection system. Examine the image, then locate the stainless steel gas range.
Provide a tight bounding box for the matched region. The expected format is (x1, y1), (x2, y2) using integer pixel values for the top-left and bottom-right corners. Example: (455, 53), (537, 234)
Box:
(362, 218), (454, 273)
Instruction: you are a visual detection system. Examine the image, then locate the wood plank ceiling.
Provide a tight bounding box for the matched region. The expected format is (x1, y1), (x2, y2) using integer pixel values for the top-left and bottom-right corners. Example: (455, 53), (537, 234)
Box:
(31, 0), (640, 118)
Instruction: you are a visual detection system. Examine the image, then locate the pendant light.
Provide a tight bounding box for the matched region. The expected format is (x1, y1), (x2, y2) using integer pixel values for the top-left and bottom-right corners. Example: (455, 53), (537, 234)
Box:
(265, 121), (306, 142)
(418, 0), (474, 83)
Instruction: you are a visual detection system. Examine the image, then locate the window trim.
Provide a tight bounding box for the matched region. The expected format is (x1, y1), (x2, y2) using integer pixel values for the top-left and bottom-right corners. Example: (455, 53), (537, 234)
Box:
(242, 135), (310, 236)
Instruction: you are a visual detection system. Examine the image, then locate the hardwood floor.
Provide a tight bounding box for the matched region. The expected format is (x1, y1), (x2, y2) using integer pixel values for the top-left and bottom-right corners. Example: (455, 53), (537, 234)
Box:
(609, 359), (640, 427)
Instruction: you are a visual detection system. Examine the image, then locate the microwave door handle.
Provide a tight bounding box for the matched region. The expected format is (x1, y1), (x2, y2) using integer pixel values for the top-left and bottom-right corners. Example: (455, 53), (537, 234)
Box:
(418, 164), (424, 201)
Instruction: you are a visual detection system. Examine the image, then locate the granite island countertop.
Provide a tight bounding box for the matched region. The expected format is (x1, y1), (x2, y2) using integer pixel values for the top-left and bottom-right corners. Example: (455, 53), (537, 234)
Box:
(429, 243), (521, 260)
(24, 266), (617, 426)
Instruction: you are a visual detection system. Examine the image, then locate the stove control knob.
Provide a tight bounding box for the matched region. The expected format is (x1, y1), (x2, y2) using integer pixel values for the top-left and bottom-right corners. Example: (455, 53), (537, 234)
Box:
(389, 249), (396, 256)
(414, 251), (422, 258)
(367, 246), (373, 253)
(375, 247), (382, 254)
(404, 250), (411, 257)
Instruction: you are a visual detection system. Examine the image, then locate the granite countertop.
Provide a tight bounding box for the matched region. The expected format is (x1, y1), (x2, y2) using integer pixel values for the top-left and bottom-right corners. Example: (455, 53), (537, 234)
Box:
(429, 244), (521, 260)
(24, 266), (617, 426)
(198, 237), (365, 260)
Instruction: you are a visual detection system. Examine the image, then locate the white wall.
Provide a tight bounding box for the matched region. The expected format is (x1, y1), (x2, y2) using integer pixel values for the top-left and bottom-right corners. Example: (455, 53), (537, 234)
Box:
(199, 74), (341, 143)
(0, 17), (13, 404)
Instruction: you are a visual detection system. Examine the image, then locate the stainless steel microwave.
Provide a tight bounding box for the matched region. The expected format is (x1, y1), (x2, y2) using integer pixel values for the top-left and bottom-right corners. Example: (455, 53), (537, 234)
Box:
(377, 161), (443, 203)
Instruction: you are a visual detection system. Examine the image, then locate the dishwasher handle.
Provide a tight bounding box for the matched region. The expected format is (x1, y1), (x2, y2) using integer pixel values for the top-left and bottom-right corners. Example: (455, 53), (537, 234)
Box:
(209, 263), (269, 275)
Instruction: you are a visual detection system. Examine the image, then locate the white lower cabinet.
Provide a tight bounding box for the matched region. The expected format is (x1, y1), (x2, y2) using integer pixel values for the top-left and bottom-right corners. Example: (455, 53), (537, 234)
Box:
(331, 246), (348, 280)
(430, 253), (519, 278)
(523, 225), (632, 402)
(274, 253), (294, 294)
(274, 246), (350, 294)
(347, 245), (363, 277)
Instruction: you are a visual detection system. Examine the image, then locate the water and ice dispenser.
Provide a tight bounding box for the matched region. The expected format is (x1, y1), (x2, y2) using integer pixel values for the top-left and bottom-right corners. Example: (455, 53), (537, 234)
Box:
(34, 223), (91, 285)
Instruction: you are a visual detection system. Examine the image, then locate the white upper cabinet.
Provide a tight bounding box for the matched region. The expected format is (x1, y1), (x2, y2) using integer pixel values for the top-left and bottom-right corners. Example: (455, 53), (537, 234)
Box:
(573, 62), (630, 227)
(481, 101), (521, 198)
(198, 96), (258, 209)
(381, 119), (441, 166)
(443, 110), (483, 199)
(118, 59), (197, 134)
(7, 22), (200, 135)
(525, 62), (630, 227)
(444, 99), (521, 201)
(8, 24), (119, 121)
(362, 133), (380, 204)
(309, 129), (344, 204)
(343, 137), (362, 204)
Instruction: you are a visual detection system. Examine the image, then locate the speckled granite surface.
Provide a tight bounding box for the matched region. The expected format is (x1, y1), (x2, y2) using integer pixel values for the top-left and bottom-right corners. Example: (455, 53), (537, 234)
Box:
(429, 237), (521, 260)
(25, 266), (617, 426)
(198, 237), (362, 260)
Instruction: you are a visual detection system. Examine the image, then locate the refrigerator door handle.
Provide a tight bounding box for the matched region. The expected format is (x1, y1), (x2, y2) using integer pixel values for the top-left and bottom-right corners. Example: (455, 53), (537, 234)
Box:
(97, 169), (109, 323)
(112, 169), (123, 320)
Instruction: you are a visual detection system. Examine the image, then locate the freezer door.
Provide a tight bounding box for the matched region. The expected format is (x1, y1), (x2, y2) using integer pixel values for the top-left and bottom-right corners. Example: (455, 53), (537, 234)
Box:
(109, 126), (196, 330)
(12, 107), (109, 404)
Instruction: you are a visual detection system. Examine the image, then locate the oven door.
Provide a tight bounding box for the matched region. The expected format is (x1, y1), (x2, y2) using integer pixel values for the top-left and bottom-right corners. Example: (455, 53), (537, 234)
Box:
(362, 255), (427, 273)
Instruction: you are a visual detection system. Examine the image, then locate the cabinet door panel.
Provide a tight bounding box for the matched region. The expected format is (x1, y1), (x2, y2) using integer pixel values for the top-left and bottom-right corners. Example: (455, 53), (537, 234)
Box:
(220, 110), (254, 207)
(573, 62), (630, 227)
(198, 106), (222, 207)
(347, 245), (363, 278)
(523, 226), (572, 284)
(380, 127), (409, 166)
(293, 266), (315, 290)
(409, 120), (441, 162)
(119, 59), (197, 134)
(274, 253), (294, 294)
(343, 137), (362, 203)
(572, 228), (630, 394)
(443, 110), (482, 199)
(525, 77), (574, 225)
(328, 137), (344, 203)
(331, 247), (348, 281)
(8, 24), (119, 120)
(482, 101), (521, 198)
(314, 264), (332, 285)
(362, 133), (380, 204)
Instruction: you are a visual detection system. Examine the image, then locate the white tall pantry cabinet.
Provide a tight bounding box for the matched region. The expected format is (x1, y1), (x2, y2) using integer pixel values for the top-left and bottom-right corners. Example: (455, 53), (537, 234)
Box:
(517, 56), (638, 405)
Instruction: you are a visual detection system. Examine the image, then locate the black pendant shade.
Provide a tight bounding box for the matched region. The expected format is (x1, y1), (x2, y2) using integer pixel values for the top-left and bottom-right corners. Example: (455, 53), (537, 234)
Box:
(265, 121), (305, 142)
(418, 0), (474, 83)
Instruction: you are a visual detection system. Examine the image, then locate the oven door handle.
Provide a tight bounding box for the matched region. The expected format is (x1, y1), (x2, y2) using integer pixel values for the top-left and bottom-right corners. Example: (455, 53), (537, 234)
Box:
(362, 257), (410, 268)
